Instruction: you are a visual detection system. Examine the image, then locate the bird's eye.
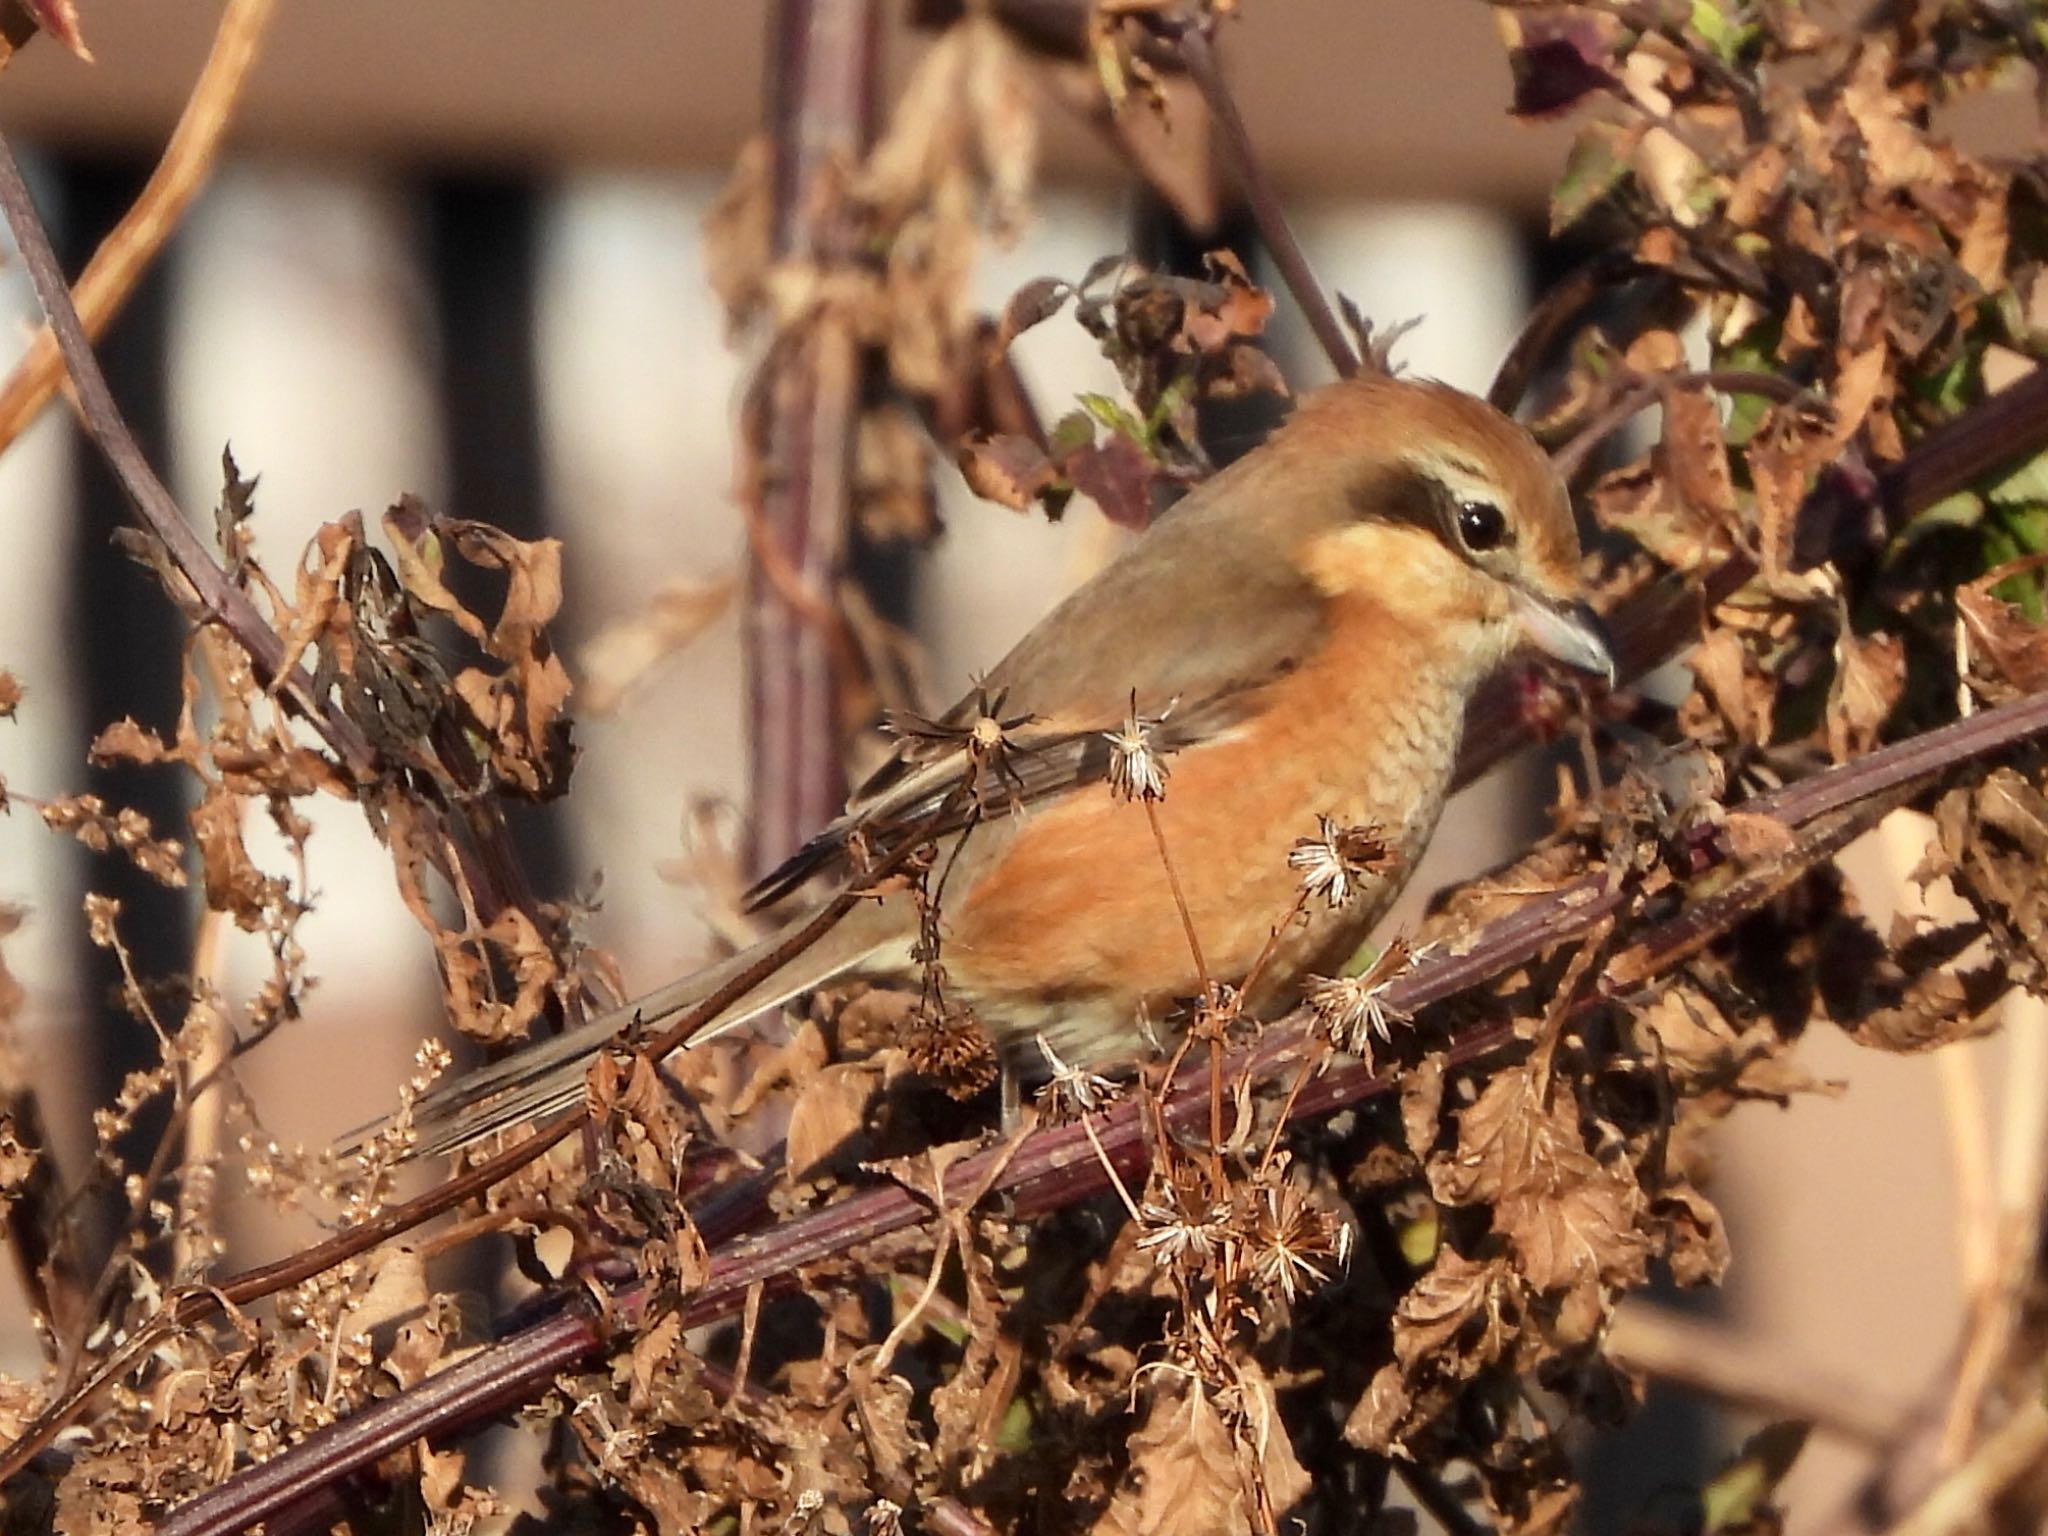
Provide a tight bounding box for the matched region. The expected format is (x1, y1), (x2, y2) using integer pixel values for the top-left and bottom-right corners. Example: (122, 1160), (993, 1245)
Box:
(1457, 500), (1509, 553)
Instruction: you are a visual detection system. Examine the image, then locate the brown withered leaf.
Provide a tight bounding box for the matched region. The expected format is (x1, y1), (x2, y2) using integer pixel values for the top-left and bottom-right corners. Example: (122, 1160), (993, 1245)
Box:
(859, 404), (941, 542)
(1095, 1371), (1306, 1536)
(1979, 769), (2048, 859)
(849, 1364), (932, 1502)
(628, 1311), (686, 1415)
(435, 906), (560, 1045)
(1430, 1066), (1649, 1306)
(188, 786), (284, 931)
(1065, 431), (1157, 530)
(1825, 629), (1905, 762)
(1660, 384), (1740, 534)
(1346, 1362), (1417, 1454)
(452, 665), (574, 799)
(1958, 558), (2048, 698)
(1399, 1052), (1447, 1161)
(1825, 344), (1890, 457)
(1650, 1182), (1730, 1288)
(1747, 415), (1827, 580)
(1930, 769), (2048, 983)
(1686, 628), (1773, 746)
(1635, 987), (1818, 1102)
(340, 1246), (428, 1338)
(1591, 457), (1718, 571)
(1840, 43), (1941, 192)
(1480, 1438), (1578, 1536)
(1179, 251), (1272, 355)
(1391, 1246), (1519, 1378)
(732, 1018), (832, 1116)
(577, 577), (735, 717)
(1721, 810), (1798, 865)
(705, 135), (773, 325)
(1843, 964), (2006, 1053)
(959, 432), (1062, 512)
(1506, 21), (1619, 120)
(88, 718), (177, 767)
(996, 276), (1072, 353)
(787, 1060), (887, 1178)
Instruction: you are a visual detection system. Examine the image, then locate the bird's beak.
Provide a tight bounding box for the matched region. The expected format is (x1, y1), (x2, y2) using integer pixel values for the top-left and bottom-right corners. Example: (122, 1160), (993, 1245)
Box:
(1514, 591), (1615, 686)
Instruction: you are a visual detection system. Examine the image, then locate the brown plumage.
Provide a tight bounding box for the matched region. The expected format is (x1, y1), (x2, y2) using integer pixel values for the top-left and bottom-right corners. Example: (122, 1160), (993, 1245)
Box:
(377, 374), (1611, 1157)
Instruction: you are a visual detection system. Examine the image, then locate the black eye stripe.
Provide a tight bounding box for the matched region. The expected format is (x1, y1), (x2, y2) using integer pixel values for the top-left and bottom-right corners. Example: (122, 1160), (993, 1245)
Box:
(1347, 465), (1517, 567)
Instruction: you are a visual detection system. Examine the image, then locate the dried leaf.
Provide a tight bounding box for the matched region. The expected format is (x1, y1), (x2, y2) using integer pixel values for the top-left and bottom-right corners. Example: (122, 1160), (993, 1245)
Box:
(1825, 629), (1905, 762)
(1390, 1247), (1518, 1377)
(18, 0), (88, 60)
(578, 578), (735, 717)
(996, 276), (1071, 353)
(1508, 27), (1619, 120)
(787, 1060), (885, 1178)
(1430, 1066), (1649, 1305)
(959, 432), (1060, 512)
(1065, 431), (1157, 530)
(341, 1247), (428, 1337)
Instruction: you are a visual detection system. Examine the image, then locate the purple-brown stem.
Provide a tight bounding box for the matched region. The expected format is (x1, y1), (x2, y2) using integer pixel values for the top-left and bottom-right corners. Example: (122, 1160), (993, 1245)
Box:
(1149, 9), (1361, 380)
(744, 0), (881, 875)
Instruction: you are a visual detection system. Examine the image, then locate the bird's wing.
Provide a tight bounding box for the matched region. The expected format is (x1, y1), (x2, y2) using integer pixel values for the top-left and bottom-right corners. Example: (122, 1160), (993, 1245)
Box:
(747, 453), (1330, 910)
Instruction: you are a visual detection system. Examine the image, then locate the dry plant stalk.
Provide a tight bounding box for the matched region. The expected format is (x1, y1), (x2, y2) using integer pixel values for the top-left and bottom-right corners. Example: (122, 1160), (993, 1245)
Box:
(3, 5), (2048, 1536)
(0, 0), (278, 459)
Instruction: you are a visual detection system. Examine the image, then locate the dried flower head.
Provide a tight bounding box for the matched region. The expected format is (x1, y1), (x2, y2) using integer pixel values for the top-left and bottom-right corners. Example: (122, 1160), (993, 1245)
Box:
(1136, 1189), (1234, 1269)
(1288, 816), (1394, 908)
(1250, 1178), (1344, 1305)
(883, 686), (1038, 808)
(1304, 972), (1407, 1062)
(1033, 1034), (1122, 1122)
(904, 1001), (999, 1100)
(1103, 692), (1174, 802)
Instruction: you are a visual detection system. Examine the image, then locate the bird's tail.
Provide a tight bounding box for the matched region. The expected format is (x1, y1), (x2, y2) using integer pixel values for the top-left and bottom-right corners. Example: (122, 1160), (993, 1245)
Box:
(347, 902), (912, 1161)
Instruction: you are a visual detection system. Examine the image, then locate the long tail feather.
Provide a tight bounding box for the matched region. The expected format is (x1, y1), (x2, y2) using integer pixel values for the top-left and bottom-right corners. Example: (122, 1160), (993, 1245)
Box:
(345, 905), (910, 1161)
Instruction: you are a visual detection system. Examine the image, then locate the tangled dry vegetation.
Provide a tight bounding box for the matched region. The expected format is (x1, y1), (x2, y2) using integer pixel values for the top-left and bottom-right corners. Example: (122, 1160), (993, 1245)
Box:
(4, 2), (2048, 1534)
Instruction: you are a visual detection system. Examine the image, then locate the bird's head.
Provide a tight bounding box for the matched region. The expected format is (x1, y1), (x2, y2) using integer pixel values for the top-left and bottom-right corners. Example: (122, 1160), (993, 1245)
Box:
(1268, 374), (1613, 689)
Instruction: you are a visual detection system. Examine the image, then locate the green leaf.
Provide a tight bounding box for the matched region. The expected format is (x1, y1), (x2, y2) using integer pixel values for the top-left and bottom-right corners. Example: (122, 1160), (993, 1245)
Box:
(1688, 0), (1758, 64)
(1916, 349), (1980, 417)
(1701, 1422), (1809, 1533)
(1397, 1209), (1439, 1269)
(1047, 410), (1097, 458)
(1551, 126), (1631, 234)
(1985, 506), (2048, 621)
(997, 1396), (1034, 1453)
(1889, 489), (1984, 558)
(1712, 325), (1784, 445)
(1076, 392), (1148, 446)
(1989, 451), (2048, 508)
(1145, 373), (1195, 439)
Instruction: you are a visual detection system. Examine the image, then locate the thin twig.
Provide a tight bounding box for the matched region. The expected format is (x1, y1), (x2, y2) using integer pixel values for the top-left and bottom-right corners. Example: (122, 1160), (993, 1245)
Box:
(0, 0), (278, 458)
(1395, 1461), (1491, 1536)
(1605, 1303), (1908, 1448)
(1141, 799), (1209, 990)
(1150, 10), (1360, 379)
(1882, 1401), (2048, 1536)
(0, 128), (376, 776)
